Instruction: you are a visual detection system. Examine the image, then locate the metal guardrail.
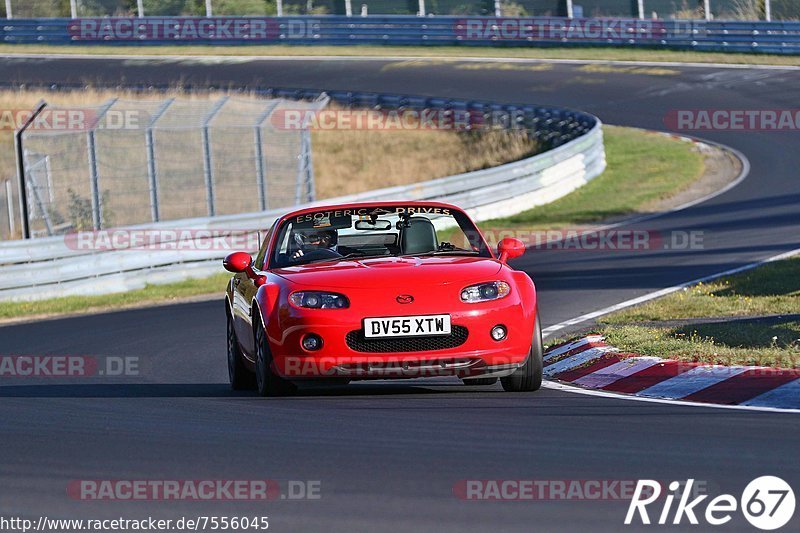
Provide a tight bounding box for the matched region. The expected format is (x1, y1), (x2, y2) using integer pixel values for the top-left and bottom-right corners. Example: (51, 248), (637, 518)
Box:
(2, 16), (800, 54)
(0, 88), (605, 302)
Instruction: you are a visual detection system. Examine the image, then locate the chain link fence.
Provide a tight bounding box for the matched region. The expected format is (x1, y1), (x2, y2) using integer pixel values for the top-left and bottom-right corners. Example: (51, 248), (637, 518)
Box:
(8, 95), (326, 239)
(0, 0), (797, 19)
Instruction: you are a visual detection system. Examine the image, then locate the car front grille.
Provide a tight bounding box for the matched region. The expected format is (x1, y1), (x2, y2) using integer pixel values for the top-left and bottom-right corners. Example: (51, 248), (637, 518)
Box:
(345, 326), (469, 353)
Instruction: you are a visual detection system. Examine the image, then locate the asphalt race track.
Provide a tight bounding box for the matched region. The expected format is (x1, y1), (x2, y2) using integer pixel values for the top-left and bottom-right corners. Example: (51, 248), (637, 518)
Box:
(1, 55), (800, 531)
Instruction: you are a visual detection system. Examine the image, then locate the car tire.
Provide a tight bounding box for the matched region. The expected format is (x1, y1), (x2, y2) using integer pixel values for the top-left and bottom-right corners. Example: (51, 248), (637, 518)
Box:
(254, 318), (297, 397)
(501, 313), (544, 392)
(227, 310), (255, 390)
(462, 377), (498, 386)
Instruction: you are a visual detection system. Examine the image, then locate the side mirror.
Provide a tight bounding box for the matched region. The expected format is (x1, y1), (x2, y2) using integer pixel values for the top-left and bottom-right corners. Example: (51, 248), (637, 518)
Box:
(497, 238), (526, 263)
(223, 251), (267, 287)
(223, 251), (252, 273)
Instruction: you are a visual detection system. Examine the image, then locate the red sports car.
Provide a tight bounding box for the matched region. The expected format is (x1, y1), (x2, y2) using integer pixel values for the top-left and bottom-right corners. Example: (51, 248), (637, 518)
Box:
(223, 201), (542, 396)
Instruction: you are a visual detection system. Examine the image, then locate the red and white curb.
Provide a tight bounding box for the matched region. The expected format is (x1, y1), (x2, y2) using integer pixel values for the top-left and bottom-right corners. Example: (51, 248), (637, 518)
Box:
(544, 336), (800, 410)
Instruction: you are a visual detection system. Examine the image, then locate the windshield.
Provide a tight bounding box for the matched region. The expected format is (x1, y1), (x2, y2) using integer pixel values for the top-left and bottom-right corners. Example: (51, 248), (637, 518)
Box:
(270, 205), (491, 268)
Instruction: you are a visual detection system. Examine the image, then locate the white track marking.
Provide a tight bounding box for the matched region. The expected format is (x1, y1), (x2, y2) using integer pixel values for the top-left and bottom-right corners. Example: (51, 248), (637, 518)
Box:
(542, 381), (800, 414)
(3, 53), (800, 71)
(742, 378), (800, 408)
(572, 357), (662, 389)
(542, 247), (800, 337)
(636, 365), (749, 399)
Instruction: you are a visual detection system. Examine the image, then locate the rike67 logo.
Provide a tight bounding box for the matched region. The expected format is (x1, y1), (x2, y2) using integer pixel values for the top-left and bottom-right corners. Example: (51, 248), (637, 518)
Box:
(626, 477), (795, 530)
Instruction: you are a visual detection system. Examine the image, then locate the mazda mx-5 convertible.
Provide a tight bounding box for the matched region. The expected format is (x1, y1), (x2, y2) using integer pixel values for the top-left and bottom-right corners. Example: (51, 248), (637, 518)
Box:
(223, 201), (542, 396)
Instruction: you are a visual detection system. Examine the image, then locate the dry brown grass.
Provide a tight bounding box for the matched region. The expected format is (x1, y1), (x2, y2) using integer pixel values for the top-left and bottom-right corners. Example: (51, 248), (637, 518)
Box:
(312, 127), (537, 199)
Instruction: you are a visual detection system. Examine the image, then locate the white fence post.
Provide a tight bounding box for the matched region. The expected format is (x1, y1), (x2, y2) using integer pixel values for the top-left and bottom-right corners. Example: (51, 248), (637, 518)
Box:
(70, 0), (78, 18)
(206, 0), (213, 16)
(145, 98), (174, 223)
(87, 99), (118, 231)
(418, 0), (426, 16)
(765, 0), (772, 21)
(345, 0), (353, 16)
(277, 0), (283, 16)
(4, 0), (11, 19)
(566, 0), (574, 18)
(494, 0), (501, 17)
(137, 0), (144, 17)
(704, 0), (711, 20)
(637, 0), (644, 19)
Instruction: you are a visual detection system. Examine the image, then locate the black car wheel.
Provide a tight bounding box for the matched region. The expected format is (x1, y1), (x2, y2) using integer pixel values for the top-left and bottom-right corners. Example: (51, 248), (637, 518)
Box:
(501, 313), (544, 392)
(227, 310), (255, 390)
(254, 318), (297, 397)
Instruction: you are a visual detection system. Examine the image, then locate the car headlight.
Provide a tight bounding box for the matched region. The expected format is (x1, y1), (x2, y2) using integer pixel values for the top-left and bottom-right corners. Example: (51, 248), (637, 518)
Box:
(289, 291), (349, 309)
(460, 281), (511, 303)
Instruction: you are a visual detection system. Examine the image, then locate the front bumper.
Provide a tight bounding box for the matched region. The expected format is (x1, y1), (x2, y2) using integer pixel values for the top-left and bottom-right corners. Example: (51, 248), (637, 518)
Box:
(268, 301), (534, 380)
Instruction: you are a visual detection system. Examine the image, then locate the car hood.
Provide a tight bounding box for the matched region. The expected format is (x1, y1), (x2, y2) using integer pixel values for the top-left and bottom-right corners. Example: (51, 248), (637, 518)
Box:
(273, 256), (503, 289)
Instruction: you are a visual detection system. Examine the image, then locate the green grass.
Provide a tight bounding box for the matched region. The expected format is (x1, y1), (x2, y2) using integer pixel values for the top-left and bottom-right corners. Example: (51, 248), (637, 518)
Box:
(0, 125), (704, 322)
(0, 272), (231, 321)
(2, 43), (799, 66)
(601, 322), (800, 368)
(603, 257), (800, 323)
(481, 125), (704, 230)
(592, 256), (800, 367)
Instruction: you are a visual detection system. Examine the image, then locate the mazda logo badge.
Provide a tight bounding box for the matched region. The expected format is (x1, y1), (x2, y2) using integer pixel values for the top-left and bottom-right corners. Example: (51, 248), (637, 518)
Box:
(396, 294), (414, 304)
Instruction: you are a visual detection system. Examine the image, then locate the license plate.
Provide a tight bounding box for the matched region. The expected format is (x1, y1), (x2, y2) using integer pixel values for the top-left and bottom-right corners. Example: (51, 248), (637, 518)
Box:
(364, 314), (451, 338)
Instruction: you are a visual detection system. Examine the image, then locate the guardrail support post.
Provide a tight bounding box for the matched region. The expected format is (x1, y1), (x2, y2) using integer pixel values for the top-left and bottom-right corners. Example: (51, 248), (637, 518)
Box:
(5, 179), (14, 237)
(145, 97), (174, 223)
(137, 0), (144, 17)
(202, 97), (229, 217)
(765, 0), (772, 21)
(4, 0), (11, 19)
(14, 100), (46, 239)
(704, 0), (711, 20)
(637, 0), (644, 19)
(566, 0), (574, 18)
(345, 0), (353, 16)
(70, 0), (78, 18)
(418, 0), (426, 16)
(206, 0), (213, 16)
(277, 0), (283, 17)
(494, 0), (502, 17)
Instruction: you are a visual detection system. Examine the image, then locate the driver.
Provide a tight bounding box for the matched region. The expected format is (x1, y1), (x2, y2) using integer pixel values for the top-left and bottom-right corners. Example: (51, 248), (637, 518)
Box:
(292, 229), (338, 260)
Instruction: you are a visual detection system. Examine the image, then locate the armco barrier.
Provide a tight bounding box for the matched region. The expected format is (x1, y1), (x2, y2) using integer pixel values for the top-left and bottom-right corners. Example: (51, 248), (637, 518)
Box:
(1, 16), (800, 54)
(0, 88), (605, 302)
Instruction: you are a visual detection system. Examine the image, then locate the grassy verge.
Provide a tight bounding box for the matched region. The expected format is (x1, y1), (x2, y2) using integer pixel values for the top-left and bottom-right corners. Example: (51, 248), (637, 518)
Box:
(592, 256), (800, 367)
(0, 273), (232, 321)
(480, 125), (704, 231)
(0, 124), (704, 322)
(1, 44), (799, 67)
